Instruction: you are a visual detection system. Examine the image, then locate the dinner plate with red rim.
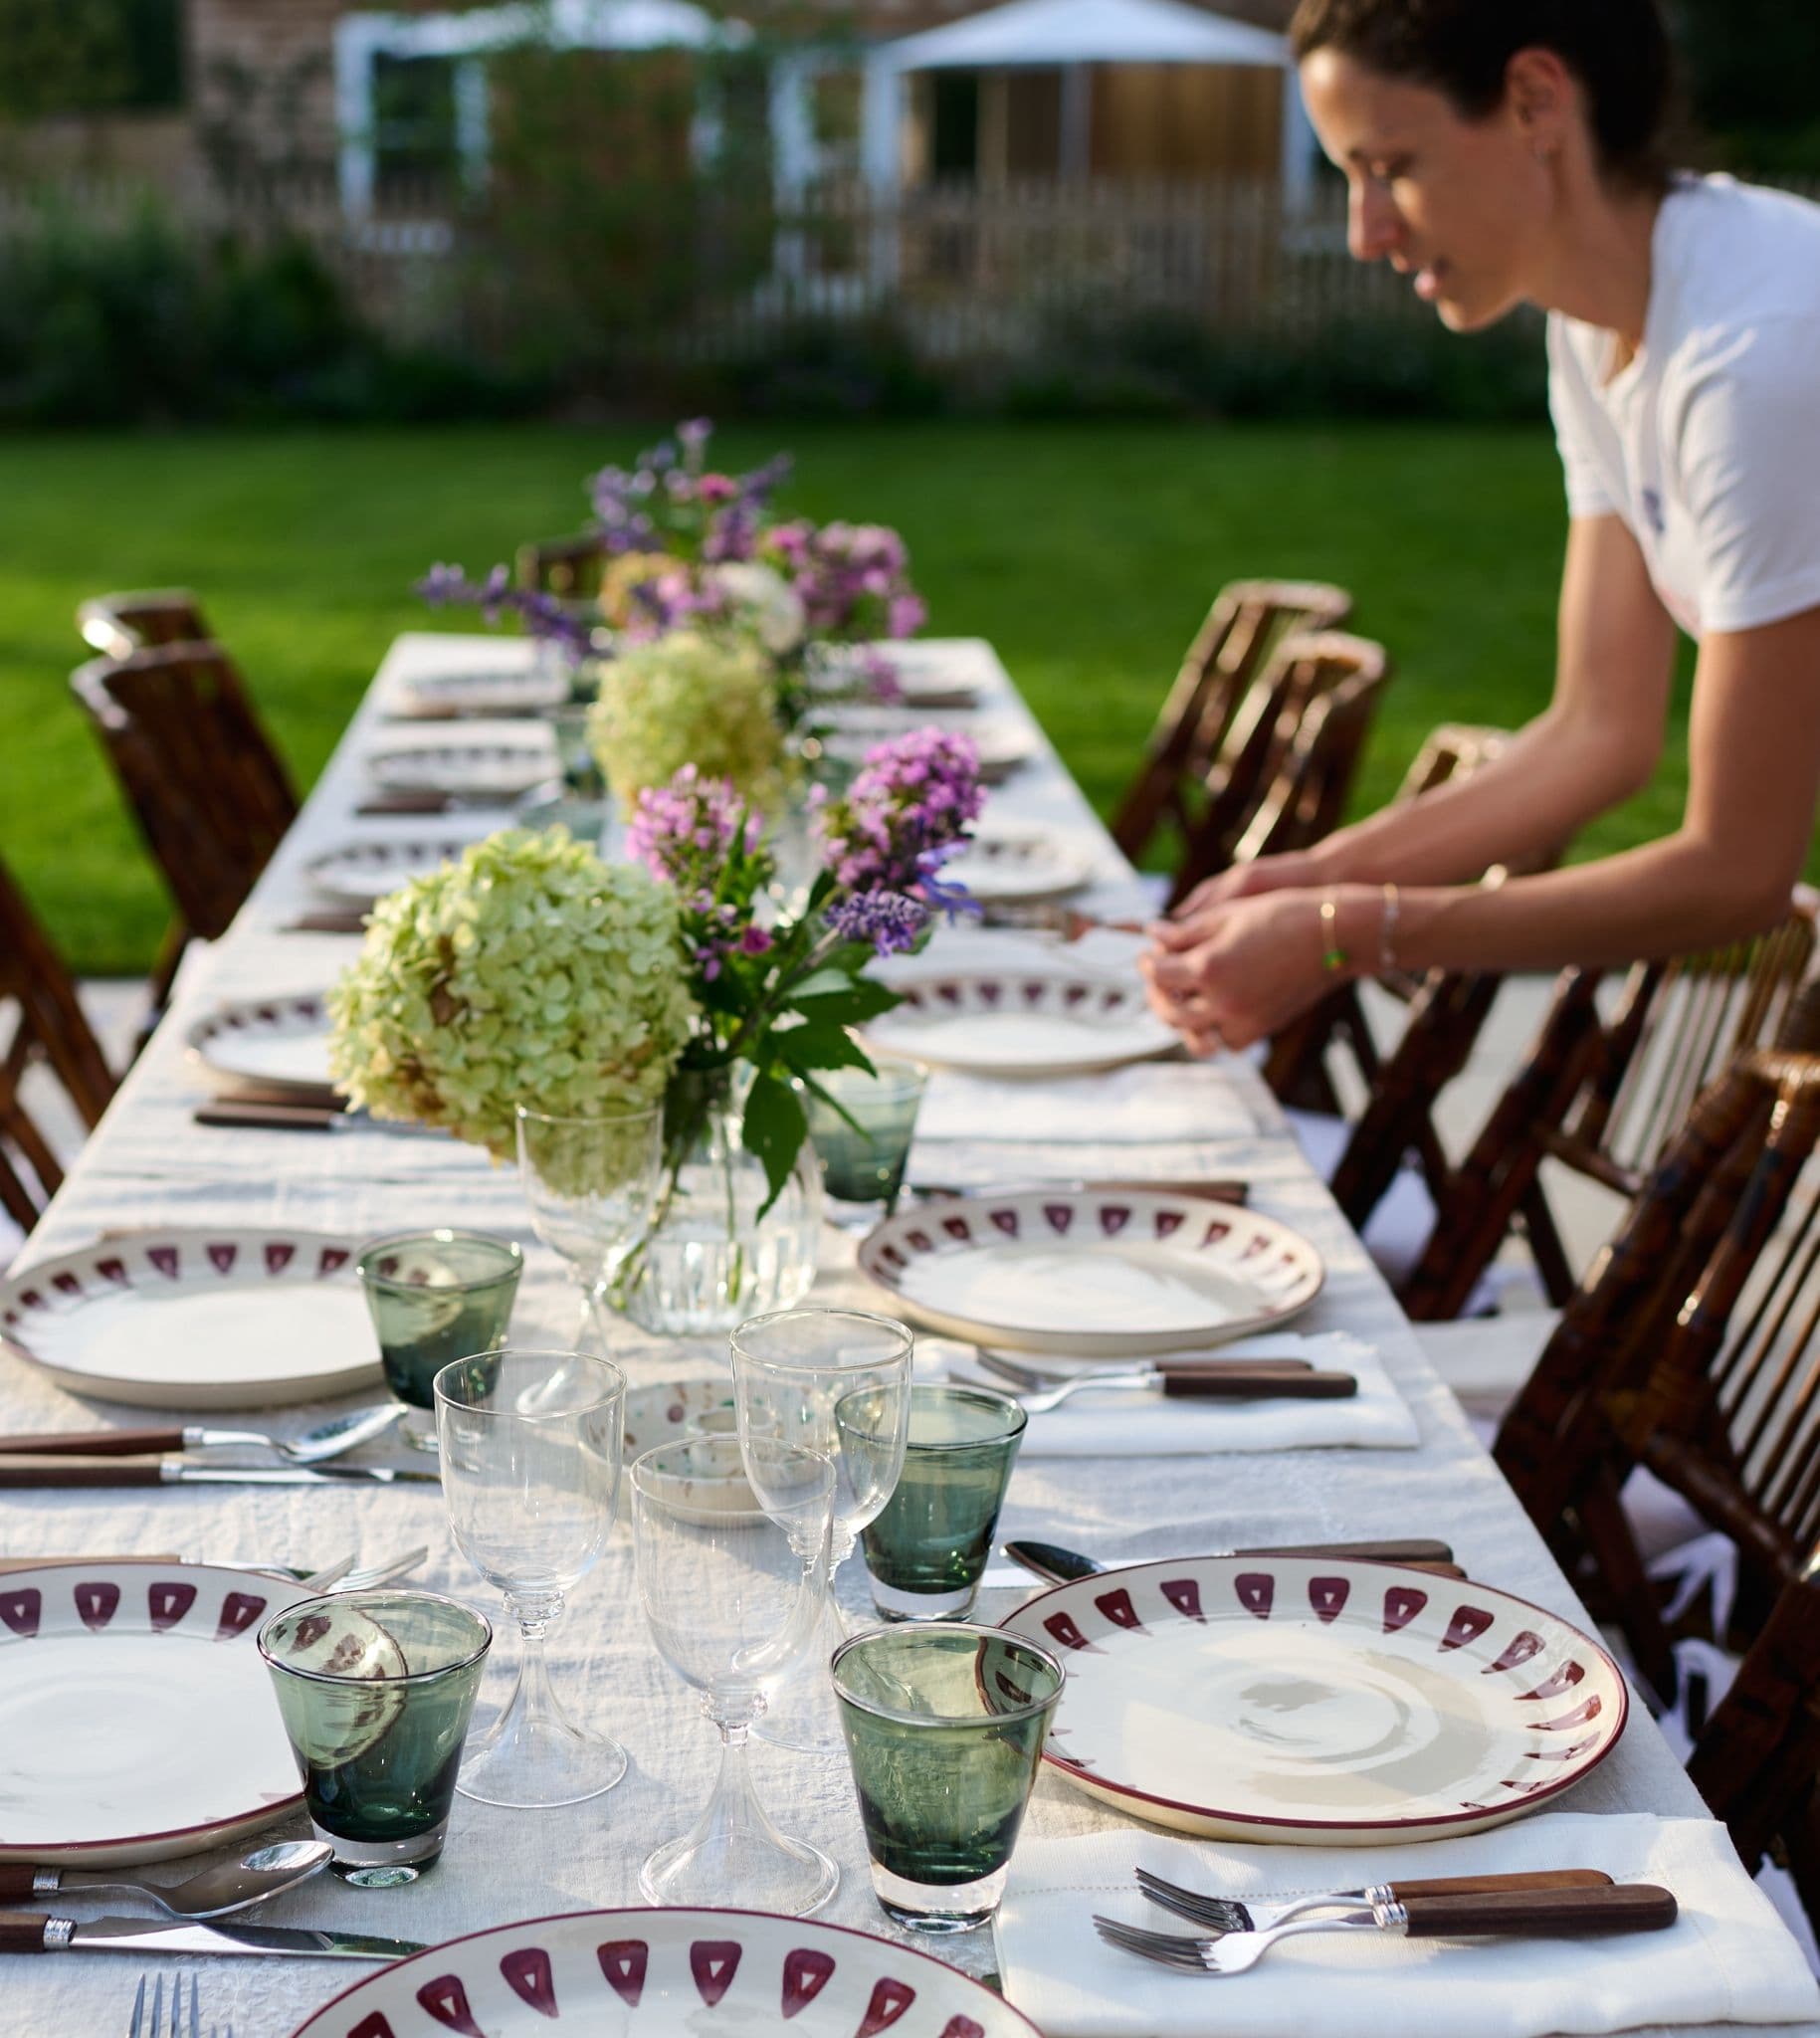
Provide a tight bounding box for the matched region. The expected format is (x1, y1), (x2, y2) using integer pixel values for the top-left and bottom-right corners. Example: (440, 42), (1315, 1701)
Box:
(367, 737), (555, 801)
(0, 1228), (379, 1408)
(0, 1560), (310, 1865)
(997, 1554), (1628, 1845)
(186, 991), (336, 1096)
(858, 1187), (1322, 1356)
(859, 968), (1175, 1080)
(288, 1906), (1043, 2038)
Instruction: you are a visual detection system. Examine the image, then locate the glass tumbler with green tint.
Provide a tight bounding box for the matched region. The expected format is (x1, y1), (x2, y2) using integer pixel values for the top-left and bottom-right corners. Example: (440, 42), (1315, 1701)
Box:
(258, 1589), (492, 1887)
(832, 1623), (1064, 1933)
(843, 1383), (1026, 1620)
(803, 1058), (927, 1226)
(356, 1230), (522, 1449)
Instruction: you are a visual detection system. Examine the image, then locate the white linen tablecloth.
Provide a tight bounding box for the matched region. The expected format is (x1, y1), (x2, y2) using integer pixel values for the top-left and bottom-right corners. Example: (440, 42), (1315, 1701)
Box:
(2, 634), (1809, 2038)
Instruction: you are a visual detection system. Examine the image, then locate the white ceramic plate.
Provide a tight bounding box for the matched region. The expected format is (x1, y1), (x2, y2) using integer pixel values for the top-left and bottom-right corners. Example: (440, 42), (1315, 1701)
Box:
(303, 838), (473, 906)
(941, 831), (1091, 904)
(620, 1378), (735, 1457)
(859, 969), (1175, 1079)
(187, 993), (336, 1097)
(999, 1554), (1628, 1844)
(0, 1230), (381, 1408)
(290, 1906), (1042, 2038)
(858, 1187), (1322, 1356)
(0, 1560), (310, 1865)
(368, 738), (555, 801)
(823, 712), (1034, 783)
(391, 667), (570, 717)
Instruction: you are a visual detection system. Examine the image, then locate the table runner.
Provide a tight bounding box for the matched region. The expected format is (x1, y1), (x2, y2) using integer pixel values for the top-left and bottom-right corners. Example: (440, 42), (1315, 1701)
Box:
(3, 632), (1809, 2038)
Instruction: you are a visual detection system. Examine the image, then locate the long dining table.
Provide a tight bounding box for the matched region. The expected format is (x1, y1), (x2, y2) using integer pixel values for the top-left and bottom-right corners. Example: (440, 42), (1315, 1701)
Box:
(4, 630), (1813, 2038)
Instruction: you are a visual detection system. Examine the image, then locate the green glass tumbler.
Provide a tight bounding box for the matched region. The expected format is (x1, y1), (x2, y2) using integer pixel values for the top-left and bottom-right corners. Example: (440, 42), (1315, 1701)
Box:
(357, 1230), (522, 1448)
(259, 1589), (493, 1886)
(844, 1384), (1027, 1620)
(803, 1058), (927, 1220)
(832, 1622), (1064, 1932)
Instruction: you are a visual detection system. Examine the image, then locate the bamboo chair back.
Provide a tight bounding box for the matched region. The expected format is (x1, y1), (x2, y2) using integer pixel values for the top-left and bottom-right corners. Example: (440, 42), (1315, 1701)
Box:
(1400, 892), (1819, 1320)
(0, 857), (115, 1235)
(70, 644), (299, 949)
(76, 590), (213, 660)
(1110, 579), (1352, 875)
(1494, 1009), (1820, 1698)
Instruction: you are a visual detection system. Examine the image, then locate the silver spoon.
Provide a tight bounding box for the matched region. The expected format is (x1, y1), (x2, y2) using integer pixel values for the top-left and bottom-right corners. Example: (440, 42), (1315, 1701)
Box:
(192, 1404), (408, 1464)
(2, 1839), (332, 1919)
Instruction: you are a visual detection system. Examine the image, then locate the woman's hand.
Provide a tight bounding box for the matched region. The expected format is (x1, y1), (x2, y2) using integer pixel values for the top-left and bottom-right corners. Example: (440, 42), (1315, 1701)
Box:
(1167, 850), (1322, 924)
(1139, 891), (1338, 1055)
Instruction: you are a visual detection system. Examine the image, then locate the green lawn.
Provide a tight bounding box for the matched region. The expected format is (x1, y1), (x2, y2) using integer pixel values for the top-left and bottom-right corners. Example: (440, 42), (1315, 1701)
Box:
(0, 419), (1699, 976)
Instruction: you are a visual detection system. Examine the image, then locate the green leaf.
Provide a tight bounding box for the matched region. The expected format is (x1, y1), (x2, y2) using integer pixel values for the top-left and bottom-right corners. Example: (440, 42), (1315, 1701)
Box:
(785, 977), (903, 1026)
(772, 1022), (875, 1079)
(742, 1069), (808, 1220)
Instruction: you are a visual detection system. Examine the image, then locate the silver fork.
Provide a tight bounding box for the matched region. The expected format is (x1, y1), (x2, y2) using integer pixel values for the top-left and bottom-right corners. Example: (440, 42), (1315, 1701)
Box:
(1095, 1908), (1384, 1974)
(951, 1365), (1166, 1413)
(333, 1545), (431, 1593)
(127, 1969), (231, 2038)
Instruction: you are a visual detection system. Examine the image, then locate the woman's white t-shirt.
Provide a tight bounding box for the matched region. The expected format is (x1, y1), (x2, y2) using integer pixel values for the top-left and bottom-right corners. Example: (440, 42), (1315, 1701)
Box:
(1546, 173), (1820, 640)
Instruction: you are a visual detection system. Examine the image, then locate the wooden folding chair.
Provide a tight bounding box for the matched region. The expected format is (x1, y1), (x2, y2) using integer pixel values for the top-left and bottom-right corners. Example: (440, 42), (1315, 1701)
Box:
(70, 644), (299, 1002)
(76, 590), (213, 660)
(1109, 579), (1352, 882)
(516, 531), (610, 598)
(1687, 1541), (1820, 1929)
(0, 856), (116, 1236)
(1400, 892), (1819, 1320)
(1495, 1011), (1820, 1701)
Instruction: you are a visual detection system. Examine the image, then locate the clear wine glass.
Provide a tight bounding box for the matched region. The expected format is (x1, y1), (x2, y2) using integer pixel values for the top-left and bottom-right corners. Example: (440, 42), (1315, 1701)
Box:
(630, 1433), (838, 1916)
(514, 1103), (665, 1353)
(729, 1308), (913, 1752)
(433, 1347), (626, 1808)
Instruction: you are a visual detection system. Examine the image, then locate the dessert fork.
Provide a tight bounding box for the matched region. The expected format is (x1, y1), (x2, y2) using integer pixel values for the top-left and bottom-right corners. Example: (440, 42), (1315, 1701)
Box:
(1095, 1883), (1677, 1975)
(127, 1969), (229, 2037)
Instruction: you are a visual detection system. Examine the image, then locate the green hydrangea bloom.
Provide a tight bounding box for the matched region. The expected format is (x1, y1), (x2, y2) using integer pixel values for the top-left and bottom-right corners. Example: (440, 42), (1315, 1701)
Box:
(590, 630), (784, 812)
(326, 828), (697, 1159)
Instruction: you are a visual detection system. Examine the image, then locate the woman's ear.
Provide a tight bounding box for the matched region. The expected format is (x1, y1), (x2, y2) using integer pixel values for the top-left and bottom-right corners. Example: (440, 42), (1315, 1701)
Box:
(1505, 46), (1578, 160)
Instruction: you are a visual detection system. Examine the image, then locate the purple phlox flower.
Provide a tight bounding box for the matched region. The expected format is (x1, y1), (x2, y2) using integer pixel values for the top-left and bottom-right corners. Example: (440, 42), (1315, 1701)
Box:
(696, 474), (737, 506)
(626, 766), (762, 886)
(859, 648), (904, 705)
(886, 593), (926, 639)
(825, 890), (926, 957)
(739, 924), (773, 956)
(812, 727), (984, 896)
(417, 561), (469, 606)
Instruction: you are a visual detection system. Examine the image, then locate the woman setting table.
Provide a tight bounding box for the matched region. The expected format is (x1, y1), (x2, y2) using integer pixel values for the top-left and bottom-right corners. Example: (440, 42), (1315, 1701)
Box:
(1143, 0), (1820, 1055)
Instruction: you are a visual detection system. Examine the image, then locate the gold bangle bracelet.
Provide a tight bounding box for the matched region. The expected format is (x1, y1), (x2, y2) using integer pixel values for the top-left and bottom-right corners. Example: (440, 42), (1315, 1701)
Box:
(1318, 895), (1348, 974)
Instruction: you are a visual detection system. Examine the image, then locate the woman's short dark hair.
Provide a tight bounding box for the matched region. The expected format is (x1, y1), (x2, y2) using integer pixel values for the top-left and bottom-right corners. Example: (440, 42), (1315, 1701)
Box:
(1289, 0), (1675, 191)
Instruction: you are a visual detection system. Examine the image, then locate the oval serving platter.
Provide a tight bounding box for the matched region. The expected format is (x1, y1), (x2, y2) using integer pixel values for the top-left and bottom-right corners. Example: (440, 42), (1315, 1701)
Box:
(289, 1906), (1045, 2038)
(0, 1229), (380, 1408)
(858, 970), (1175, 1081)
(0, 1560), (310, 1865)
(857, 1187), (1322, 1357)
(999, 1554), (1628, 1845)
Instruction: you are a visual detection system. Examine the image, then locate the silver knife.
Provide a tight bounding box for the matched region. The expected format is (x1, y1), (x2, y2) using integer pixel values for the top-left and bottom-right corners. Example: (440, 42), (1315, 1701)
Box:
(0, 1457), (440, 1490)
(1, 1911), (423, 1960)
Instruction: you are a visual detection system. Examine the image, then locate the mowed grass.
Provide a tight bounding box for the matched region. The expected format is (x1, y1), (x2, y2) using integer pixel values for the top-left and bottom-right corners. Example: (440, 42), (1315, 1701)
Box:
(0, 419), (1703, 975)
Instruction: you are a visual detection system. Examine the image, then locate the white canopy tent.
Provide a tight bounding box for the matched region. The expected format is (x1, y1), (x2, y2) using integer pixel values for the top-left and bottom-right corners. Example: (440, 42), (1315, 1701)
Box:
(335, 0), (750, 215)
(788, 0), (1315, 204)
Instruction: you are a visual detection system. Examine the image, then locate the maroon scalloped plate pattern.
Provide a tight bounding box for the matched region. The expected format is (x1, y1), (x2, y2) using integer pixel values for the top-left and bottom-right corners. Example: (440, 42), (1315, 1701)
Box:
(185, 992), (338, 1096)
(288, 1906), (1046, 2038)
(0, 1228), (379, 1409)
(998, 1555), (1628, 1844)
(0, 1560), (310, 1866)
(857, 1188), (1322, 1356)
(368, 739), (554, 800)
(859, 970), (1177, 1080)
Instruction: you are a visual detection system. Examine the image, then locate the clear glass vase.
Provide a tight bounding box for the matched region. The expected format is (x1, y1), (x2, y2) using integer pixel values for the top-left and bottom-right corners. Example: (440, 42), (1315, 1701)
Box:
(619, 1068), (822, 1337)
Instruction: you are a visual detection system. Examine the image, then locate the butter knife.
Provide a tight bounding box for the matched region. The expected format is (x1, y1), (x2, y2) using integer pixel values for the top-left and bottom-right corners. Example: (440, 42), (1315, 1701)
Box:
(0, 1911), (423, 1960)
(0, 1457), (440, 1489)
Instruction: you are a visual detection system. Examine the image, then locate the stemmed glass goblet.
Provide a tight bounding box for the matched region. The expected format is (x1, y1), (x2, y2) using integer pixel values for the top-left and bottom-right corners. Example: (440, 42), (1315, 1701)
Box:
(631, 1433), (839, 1916)
(433, 1347), (626, 1808)
(514, 1103), (665, 1353)
(730, 1307), (913, 1752)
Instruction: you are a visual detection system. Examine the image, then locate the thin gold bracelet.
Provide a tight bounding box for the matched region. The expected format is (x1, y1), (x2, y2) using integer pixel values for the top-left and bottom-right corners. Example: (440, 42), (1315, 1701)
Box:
(1318, 895), (1348, 974)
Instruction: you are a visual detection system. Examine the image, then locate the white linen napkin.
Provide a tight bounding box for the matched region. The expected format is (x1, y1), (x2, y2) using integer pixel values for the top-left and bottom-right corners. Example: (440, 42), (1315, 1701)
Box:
(915, 1061), (1264, 1144)
(997, 1813), (1820, 2037)
(922, 1332), (1419, 1455)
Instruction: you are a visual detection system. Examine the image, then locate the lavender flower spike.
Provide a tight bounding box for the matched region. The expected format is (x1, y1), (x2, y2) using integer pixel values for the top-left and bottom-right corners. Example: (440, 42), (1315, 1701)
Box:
(826, 890), (927, 957)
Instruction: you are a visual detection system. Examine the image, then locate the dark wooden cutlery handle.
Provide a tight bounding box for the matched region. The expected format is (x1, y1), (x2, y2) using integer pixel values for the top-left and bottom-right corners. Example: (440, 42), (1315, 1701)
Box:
(357, 792), (451, 815)
(1401, 1884), (1677, 1937)
(0, 1429), (184, 1457)
(0, 1913), (53, 1951)
(1159, 1368), (1357, 1399)
(0, 1457), (164, 1488)
(0, 1869), (48, 1899)
(1246, 1537), (1457, 1565)
(287, 912), (368, 934)
(196, 1102), (338, 1131)
(1390, 1871), (1614, 1900)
